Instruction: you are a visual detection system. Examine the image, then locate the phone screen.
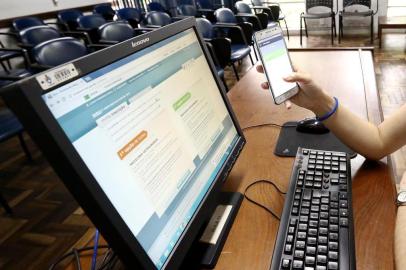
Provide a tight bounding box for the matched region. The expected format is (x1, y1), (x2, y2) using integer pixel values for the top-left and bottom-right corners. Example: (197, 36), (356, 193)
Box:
(255, 27), (297, 103)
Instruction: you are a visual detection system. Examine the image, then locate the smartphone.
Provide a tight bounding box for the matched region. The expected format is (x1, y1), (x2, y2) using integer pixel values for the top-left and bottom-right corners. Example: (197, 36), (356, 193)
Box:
(254, 26), (299, 105)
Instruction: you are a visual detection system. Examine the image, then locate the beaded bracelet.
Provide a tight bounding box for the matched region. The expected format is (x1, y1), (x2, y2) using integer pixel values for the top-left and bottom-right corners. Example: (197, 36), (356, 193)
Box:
(317, 97), (339, 122)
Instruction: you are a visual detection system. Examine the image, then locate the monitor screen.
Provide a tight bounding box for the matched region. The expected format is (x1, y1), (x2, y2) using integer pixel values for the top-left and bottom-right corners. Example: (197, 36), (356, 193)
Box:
(42, 28), (239, 269)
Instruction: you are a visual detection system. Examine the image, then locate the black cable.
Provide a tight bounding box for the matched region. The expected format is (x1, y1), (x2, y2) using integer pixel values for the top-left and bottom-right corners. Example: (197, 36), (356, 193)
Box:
(241, 122), (296, 131)
(73, 248), (82, 270)
(48, 245), (110, 270)
(244, 179), (286, 220)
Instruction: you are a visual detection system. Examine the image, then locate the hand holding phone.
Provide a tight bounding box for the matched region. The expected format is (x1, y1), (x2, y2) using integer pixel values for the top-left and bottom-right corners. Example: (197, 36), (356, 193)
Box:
(254, 26), (299, 104)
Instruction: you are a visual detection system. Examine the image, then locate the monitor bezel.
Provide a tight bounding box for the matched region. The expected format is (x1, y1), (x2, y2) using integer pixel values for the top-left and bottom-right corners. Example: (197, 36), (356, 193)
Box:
(1, 18), (245, 269)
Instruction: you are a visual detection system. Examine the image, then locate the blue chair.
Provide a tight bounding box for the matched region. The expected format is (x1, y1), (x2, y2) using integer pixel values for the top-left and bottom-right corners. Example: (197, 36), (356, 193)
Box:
(143, 11), (172, 27)
(77, 14), (107, 43)
(214, 8), (257, 61)
(196, 0), (219, 22)
(339, 0), (378, 44)
(235, 1), (268, 30)
(32, 37), (88, 67)
(57, 9), (83, 31)
(251, 0), (289, 39)
(0, 33), (21, 72)
(177, 5), (199, 17)
(93, 3), (116, 21)
(116, 8), (143, 28)
(147, 2), (168, 13)
(12, 17), (44, 32)
(19, 26), (62, 48)
(196, 18), (251, 80)
(0, 108), (33, 215)
(0, 49), (33, 88)
(98, 21), (136, 44)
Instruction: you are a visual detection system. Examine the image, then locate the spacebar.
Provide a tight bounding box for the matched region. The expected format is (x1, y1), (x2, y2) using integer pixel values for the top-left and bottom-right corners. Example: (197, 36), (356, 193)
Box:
(339, 227), (349, 270)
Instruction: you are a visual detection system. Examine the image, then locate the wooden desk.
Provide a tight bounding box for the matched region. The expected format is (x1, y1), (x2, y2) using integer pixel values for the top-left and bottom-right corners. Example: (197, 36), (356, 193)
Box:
(216, 49), (396, 270)
(65, 49), (396, 270)
(378, 16), (406, 48)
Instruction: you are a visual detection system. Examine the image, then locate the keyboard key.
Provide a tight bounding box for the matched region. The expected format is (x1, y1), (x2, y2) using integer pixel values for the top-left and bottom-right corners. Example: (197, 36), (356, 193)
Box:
(329, 233), (339, 241)
(292, 207), (299, 215)
(309, 220), (318, 228)
(321, 205), (329, 211)
(307, 237), (317, 246)
(319, 219), (328, 227)
(340, 200), (348, 208)
(296, 241), (306, 249)
(316, 266), (326, 270)
(308, 228), (318, 236)
(301, 208), (310, 215)
(305, 256), (315, 266)
(330, 209), (338, 217)
(310, 213), (319, 220)
(298, 232), (307, 240)
(339, 193), (347, 200)
(290, 218), (298, 226)
(317, 255), (327, 265)
(329, 224), (339, 232)
(340, 209), (348, 217)
(295, 250), (305, 259)
(327, 261), (338, 269)
(318, 236), (328, 245)
(339, 185), (347, 191)
(286, 234), (294, 243)
(319, 227), (328, 235)
(303, 190), (312, 200)
(320, 212), (329, 219)
(306, 246), (316, 255)
(330, 217), (338, 225)
(329, 242), (338, 251)
(300, 216), (309, 223)
(328, 251), (338, 260)
(318, 245), (328, 254)
(285, 244), (293, 254)
(340, 218), (349, 227)
(293, 260), (304, 269)
(282, 258), (291, 268)
(312, 190), (322, 198)
(299, 223), (308, 231)
(288, 226), (295, 234)
(331, 202), (339, 209)
(330, 192), (339, 202)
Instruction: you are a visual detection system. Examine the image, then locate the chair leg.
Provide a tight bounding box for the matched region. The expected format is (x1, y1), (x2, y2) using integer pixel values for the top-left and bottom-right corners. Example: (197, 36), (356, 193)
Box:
(0, 62), (8, 72)
(18, 133), (32, 161)
(331, 16), (334, 45)
(248, 54), (254, 66)
(231, 63), (239, 80)
(0, 191), (13, 215)
(252, 45), (258, 61)
(333, 16), (337, 37)
(284, 18), (290, 40)
(338, 15), (343, 43)
(304, 18), (309, 37)
(370, 16), (374, 44)
(300, 16), (303, 46)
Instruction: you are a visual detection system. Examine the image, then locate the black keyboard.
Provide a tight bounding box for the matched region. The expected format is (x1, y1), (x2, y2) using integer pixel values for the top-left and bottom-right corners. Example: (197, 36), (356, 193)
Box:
(270, 148), (356, 270)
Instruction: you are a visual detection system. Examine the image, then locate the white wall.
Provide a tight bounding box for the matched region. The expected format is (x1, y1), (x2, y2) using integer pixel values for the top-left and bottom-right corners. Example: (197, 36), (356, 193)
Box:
(0, 0), (111, 20)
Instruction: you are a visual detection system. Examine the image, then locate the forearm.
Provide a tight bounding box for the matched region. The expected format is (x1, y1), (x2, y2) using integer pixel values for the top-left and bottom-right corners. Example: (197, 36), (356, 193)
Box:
(311, 94), (385, 160)
(311, 95), (406, 160)
(395, 206), (406, 269)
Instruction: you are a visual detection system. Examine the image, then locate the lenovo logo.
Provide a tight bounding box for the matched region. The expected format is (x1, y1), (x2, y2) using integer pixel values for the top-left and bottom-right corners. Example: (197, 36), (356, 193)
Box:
(131, 38), (150, 48)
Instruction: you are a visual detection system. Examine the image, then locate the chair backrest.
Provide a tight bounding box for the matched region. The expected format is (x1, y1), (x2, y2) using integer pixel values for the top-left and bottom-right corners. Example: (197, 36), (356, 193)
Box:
(98, 21), (134, 42)
(144, 11), (172, 26)
(20, 26), (62, 47)
(235, 1), (252, 14)
(214, 8), (237, 24)
(305, 0), (334, 10)
(57, 9), (83, 30)
(251, 0), (263, 7)
(12, 17), (44, 32)
(177, 5), (197, 16)
(196, 0), (214, 10)
(196, 18), (214, 39)
(33, 37), (87, 67)
(147, 2), (167, 12)
(93, 3), (116, 20)
(77, 14), (106, 29)
(343, 0), (371, 9)
(116, 8), (142, 22)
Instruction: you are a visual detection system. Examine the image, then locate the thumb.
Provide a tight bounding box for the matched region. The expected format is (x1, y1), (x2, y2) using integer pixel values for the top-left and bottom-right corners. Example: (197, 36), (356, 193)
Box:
(283, 72), (311, 84)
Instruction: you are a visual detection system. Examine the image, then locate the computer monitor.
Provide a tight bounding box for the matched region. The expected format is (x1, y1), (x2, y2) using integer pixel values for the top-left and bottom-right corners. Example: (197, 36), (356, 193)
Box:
(2, 18), (245, 269)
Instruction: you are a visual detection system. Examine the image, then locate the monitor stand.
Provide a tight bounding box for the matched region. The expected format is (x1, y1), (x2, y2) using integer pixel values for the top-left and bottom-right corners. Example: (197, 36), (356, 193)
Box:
(181, 192), (243, 269)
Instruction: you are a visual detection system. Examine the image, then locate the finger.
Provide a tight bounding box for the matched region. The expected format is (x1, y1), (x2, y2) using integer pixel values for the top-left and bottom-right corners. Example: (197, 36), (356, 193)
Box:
(283, 72), (311, 83)
(261, 82), (269, 89)
(284, 100), (292, 109)
(256, 64), (264, 73)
